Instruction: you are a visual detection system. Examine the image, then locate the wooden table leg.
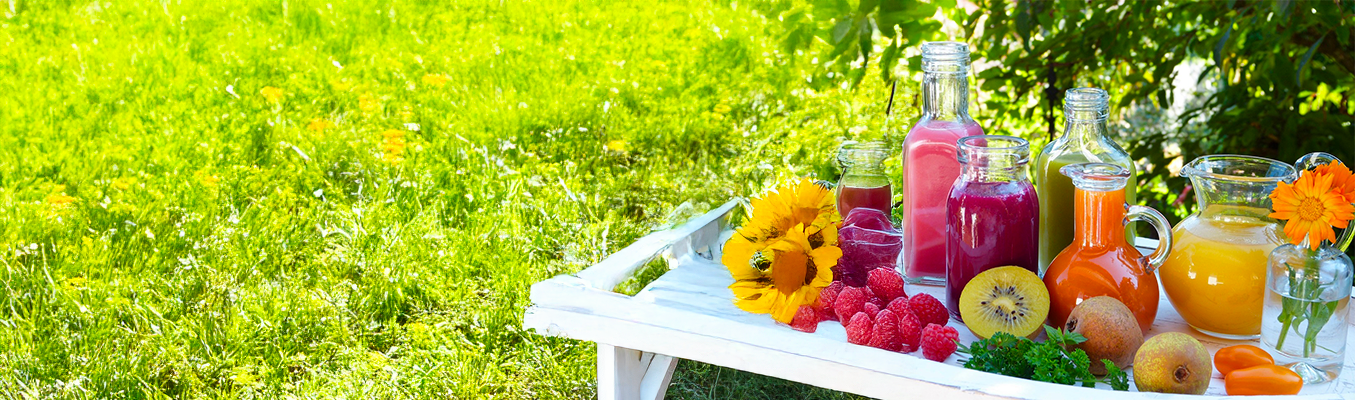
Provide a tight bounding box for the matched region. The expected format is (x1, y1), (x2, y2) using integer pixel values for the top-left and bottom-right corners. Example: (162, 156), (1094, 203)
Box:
(598, 344), (678, 400)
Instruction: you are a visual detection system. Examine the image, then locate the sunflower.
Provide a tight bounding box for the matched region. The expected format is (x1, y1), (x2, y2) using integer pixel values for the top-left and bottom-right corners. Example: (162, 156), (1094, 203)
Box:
(1269, 168), (1355, 250)
(722, 178), (841, 323)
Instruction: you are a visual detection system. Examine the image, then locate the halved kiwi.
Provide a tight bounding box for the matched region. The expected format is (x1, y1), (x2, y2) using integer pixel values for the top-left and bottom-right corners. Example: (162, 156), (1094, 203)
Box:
(959, 266), (1050, 339)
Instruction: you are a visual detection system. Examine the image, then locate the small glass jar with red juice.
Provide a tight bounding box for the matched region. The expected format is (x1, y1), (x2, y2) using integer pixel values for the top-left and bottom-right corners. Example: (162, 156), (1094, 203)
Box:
(945, 135), (1040, 321)
(836, 141), (892, 218)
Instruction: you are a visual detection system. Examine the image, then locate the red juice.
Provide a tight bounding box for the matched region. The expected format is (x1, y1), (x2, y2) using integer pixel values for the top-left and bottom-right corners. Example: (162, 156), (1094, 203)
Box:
(837, 184), (893, 217)
(901, 120), (984, 283)
(945, 180), (1040, 320)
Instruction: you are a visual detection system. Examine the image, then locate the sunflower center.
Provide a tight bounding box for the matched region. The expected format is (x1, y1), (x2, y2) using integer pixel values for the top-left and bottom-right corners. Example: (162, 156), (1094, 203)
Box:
(1298, 195), (1325, 222)
(771, 249), (808, 295)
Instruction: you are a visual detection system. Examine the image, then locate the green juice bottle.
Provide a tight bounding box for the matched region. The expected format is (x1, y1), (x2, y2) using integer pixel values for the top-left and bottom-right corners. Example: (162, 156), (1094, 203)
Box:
(1034, 88), (1137, 275)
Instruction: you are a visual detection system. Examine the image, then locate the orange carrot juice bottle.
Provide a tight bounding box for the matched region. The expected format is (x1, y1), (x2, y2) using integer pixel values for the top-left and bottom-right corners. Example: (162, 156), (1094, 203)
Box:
(1043, 163), (1174, 333)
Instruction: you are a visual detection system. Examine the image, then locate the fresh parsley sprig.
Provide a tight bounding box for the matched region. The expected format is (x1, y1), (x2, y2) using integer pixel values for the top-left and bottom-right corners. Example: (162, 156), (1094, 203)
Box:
(956, 325), (1129, 391)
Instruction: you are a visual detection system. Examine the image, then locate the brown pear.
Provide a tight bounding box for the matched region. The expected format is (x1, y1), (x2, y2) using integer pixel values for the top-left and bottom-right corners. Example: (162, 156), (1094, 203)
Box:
(1065, 296), (1143, 375)
(1133, 332), (1211, 395)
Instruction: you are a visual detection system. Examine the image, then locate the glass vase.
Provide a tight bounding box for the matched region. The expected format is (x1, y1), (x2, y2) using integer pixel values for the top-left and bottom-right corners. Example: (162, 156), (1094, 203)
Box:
(1261, 242), (1354, 384)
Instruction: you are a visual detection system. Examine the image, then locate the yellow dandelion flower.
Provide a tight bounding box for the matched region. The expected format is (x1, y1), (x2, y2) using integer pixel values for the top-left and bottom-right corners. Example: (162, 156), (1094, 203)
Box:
(331, 79), (353, 92)
(359, 93), (381, 113)
(604, 140), (628, 153)
(62, 276), (87, 289)
(112, 177), (135, 190)
(45, 192), (77, 207)
(421, 74), (450, 87)
(308, 118), (335, 132)
(260, 86), (284, 104)
(200, 174), (221, 187)
(722, 178), (840, 323)
(380, 129), (408, 164)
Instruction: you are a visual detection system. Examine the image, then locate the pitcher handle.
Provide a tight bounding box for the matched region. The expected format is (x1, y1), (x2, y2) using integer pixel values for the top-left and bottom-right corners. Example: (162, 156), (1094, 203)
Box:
(1127, 205), (1173, 273)
(1295, 152), (1354, 252)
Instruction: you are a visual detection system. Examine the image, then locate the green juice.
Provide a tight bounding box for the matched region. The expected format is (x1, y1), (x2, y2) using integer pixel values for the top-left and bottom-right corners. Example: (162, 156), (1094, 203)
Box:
(1036, 154), (1136, 273)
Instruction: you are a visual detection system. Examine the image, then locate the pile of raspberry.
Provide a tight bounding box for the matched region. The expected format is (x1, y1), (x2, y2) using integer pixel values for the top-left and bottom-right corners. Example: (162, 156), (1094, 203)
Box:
(790, 268), (958, 362)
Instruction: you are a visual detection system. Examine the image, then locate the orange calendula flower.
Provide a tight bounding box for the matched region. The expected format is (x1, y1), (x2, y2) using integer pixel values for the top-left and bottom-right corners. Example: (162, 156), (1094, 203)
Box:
(722, 178), (840, 323)
(1313, 160), (1355, 202)
(1269, 170), (1355, 250)
(308, 118), (335, 132)
(422, 74), (450, 87)
(260, 86), (284, 104)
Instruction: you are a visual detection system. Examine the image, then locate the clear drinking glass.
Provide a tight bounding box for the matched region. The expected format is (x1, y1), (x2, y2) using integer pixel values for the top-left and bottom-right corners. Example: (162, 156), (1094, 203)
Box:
(1261, 242), (1353, 384)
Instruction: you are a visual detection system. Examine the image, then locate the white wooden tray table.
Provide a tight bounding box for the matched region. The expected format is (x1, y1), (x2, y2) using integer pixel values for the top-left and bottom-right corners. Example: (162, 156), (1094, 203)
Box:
(523, 201), (1355, 399)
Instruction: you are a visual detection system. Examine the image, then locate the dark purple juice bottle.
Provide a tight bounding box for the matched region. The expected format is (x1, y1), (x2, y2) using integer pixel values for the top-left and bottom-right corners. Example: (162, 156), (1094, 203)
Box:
(945, 135), (1040, 321)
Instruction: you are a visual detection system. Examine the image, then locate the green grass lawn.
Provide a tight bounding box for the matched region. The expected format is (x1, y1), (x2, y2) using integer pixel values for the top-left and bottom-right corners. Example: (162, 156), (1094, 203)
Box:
(0, 0), (899, 398)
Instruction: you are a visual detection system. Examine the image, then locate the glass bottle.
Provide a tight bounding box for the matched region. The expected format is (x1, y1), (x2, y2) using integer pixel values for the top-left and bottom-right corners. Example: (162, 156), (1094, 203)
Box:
(836, 141), (893, 218)
(1043, 163), (1173, 333)
(1035, 88), (1137, 275)
(902, 41), (985, 285)
(945, 135), (1038, 321)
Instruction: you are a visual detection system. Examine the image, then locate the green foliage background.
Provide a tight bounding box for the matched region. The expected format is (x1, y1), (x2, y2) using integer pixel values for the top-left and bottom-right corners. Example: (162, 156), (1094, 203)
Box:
(0, 0), (1351, 399)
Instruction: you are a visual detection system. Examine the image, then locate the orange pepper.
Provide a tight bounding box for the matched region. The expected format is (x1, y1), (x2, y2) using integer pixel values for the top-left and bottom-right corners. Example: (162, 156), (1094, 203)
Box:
(1214, 345), (1275, 376)
(1225, 364), (1302, 396)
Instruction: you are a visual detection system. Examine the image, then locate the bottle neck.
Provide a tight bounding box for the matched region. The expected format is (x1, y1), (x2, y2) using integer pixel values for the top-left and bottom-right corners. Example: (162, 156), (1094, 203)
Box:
(1074, 187), (1127, 248)
(1062, 115), (1110, 146)
(922, 71), (971, 121)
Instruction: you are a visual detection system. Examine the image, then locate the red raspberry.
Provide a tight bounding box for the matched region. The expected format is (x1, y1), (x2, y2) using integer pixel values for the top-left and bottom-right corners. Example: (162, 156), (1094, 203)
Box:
(833, 286), (869, 322)
(845, 312), (874, 345)
(908, 293), (949, 327)
(867, 268), (907, 302)
(896, 311), (923, 352)
(789, 305), (820, 333)
(866, 309), (904, 352)
(863, 302), (880, 319)
(885, 296), (911, 318)
(862, 286), (887, 309)
(920, 323), (959, 362)
(813, 282), (844, 321)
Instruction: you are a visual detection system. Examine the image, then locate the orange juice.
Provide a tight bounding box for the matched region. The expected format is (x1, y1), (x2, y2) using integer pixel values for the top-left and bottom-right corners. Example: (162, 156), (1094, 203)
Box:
(1158, 205), (1286, 339)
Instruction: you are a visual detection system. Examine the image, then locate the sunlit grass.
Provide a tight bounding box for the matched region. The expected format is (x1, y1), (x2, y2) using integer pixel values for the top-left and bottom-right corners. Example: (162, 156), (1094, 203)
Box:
(0, 0), (908, 398)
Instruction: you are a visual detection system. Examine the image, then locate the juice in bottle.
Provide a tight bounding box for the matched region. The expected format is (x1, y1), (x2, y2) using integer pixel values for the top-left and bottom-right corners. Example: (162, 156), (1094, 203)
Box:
(836, 141), (893, 217)
(1043, 163), (1171, 333)
(945, 136), (1039, 320)
(1158, 206), (1286, 338)
(1034, 88), (1137, 275)
(902, 41), (985, 285)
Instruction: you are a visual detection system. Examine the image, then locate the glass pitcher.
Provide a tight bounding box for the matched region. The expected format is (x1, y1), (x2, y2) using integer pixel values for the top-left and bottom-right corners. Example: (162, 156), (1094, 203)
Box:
(836, 141), (893, 218)
(1044, 163), (1172, 333)
(1158, 155), (1302, 339)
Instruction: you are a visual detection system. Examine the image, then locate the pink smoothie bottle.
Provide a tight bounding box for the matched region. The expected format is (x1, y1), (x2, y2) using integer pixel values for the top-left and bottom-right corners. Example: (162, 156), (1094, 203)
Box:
(901, 41), (985, 285)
